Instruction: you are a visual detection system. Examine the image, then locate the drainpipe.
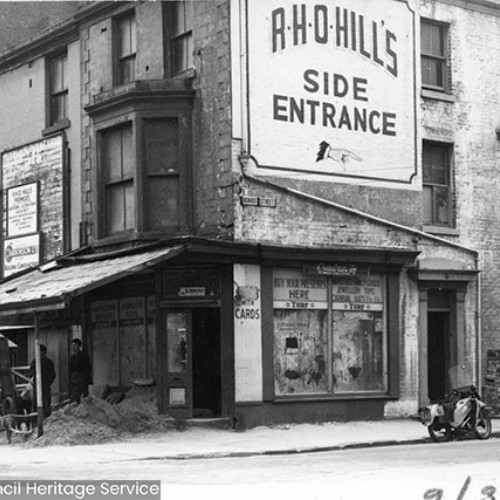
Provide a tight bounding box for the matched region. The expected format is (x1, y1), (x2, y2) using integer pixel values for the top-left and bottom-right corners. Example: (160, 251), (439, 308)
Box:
(34, 312), (43, 437)
(239, 0), (248, 153)
(476, 254), (482, 391)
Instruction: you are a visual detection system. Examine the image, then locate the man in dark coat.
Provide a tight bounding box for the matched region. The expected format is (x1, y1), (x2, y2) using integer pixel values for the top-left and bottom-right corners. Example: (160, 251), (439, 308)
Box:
(69, 338), (92, 403)
(28, 344), (56, 418)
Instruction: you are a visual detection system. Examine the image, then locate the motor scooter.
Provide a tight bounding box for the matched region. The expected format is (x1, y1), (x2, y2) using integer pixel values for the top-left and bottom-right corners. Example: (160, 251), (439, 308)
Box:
(419, 384), (491, 442)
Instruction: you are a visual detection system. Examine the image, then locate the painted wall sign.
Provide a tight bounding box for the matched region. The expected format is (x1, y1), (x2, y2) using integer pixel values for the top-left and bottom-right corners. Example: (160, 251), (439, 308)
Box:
(1, 135), (64, 273)
(246, 0), (416, 184)
(273, 269), (328, 309)
(7, 182), (38, 236)
(3, 233), (40, 277)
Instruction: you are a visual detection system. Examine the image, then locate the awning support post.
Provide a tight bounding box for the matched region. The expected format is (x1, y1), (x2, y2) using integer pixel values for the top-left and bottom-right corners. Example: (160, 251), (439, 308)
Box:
(34, 312), (43, 437)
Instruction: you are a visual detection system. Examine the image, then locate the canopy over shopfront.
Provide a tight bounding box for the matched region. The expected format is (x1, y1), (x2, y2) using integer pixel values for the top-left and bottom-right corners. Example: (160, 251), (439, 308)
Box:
(0, 244), (185, 317)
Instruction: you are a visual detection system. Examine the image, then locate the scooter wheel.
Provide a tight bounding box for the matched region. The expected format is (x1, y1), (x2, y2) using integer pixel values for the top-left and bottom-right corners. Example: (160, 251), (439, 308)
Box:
(474, 408), (492, 439)
(428, 420), (451, 442)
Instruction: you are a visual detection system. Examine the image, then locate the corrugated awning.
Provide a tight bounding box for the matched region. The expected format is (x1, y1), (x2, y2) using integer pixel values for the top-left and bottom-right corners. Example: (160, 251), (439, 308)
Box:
(0, 245), (183, 315)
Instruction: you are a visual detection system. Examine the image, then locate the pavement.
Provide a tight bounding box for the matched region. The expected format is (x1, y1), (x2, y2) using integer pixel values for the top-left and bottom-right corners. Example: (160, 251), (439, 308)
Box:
(2, 417), (500, 465)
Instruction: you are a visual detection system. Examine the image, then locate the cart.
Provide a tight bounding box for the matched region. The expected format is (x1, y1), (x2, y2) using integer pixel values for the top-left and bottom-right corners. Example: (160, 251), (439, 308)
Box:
(0, 334), (36, 443)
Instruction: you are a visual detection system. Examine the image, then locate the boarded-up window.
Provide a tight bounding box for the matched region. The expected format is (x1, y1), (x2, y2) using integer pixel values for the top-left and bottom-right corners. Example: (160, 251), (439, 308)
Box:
(144, 118), (181, 230)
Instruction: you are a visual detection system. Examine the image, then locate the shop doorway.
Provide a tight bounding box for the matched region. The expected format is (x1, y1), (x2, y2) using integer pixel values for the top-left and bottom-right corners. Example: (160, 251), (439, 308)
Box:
(192, 308), (221, 417)
(427, 289), (456, 402)
(165, 307), (221, 418)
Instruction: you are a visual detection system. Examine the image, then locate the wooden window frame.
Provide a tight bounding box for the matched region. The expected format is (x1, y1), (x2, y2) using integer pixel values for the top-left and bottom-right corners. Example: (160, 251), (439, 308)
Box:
(99, 122), (136, 237)
(421, 19), (449, 93)
(422, 141), (453, 227)
(114, 12), (137, 86)
(94, 107), (193, 245)
(166, 1), (194, 76)
(46, 51), (69, 128)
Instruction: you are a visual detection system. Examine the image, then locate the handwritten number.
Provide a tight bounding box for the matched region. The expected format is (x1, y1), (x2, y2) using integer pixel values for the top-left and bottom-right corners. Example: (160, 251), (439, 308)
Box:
(423, 488), (443, 500)
(481, 485), (496, 500)
(457, 476), (471, 500)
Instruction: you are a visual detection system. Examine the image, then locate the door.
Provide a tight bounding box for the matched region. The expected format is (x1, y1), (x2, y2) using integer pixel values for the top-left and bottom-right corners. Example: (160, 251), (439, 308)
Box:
(165, 310), (193, 418)
(427, 311), (449, 401)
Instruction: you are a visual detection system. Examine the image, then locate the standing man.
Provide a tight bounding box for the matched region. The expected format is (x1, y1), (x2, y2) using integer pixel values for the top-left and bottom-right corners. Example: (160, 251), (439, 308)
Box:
(28, 344), (56, 418)
(69, 338), (92, 403)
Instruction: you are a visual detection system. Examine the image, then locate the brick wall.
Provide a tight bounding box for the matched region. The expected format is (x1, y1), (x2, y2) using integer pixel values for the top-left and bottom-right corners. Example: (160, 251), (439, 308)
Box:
(191, 0), (234, 238)
(81, 0), (234, 243)
(420, 1), (500, 380)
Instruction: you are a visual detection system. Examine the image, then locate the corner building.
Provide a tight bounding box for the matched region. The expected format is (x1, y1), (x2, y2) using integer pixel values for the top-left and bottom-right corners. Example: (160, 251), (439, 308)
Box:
(0, 0), (498, 428)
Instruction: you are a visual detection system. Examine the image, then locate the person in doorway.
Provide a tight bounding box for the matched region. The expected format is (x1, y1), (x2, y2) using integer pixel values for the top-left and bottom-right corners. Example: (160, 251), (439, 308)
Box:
(69, 338), (92, 403)
(28, 344), (56, 418)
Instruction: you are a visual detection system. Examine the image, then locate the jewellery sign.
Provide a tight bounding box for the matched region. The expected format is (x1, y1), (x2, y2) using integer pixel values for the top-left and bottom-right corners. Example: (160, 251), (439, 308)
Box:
(246, 0), (416, 183)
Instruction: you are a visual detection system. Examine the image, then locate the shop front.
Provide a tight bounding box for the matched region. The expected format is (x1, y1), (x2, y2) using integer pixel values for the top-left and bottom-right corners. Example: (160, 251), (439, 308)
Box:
(231, 246), (418, 428)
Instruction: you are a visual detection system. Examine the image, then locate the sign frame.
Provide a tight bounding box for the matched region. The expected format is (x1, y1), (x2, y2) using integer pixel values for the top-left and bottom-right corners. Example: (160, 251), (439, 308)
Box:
(6, 181), (39, 237)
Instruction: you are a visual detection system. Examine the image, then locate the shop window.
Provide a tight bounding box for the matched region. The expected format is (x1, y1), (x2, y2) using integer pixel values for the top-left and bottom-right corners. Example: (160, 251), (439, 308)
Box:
(101, 124), (135, 235)
(115, 12), (136, 85)
(48, 52), (68, 126)
(273, 269), (387, 396)
(169, 1), (193, 75)
(423, 141), (452, 226)
(421, 19), (449, 92)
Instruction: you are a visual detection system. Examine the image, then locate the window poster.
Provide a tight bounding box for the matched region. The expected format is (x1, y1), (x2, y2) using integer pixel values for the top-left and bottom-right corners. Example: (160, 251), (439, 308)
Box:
(332, 310), (385, 392)
(274, 309), (328, 395)
(273, 268), (387, 396)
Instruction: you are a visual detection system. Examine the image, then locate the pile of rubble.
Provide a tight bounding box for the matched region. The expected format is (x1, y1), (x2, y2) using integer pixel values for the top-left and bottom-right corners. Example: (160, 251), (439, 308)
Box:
(28, 386), (175, 447)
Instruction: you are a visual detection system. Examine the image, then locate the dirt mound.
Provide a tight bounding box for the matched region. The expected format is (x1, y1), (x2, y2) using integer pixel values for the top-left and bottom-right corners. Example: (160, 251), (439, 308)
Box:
(27, 386), (174, 447)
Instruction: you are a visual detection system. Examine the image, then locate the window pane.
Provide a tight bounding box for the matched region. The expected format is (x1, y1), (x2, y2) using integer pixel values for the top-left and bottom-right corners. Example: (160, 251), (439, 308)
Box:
(167, 312), (187, 373)
(146, 176), (180, 229)
(421, 22), (444, 56)
(119, 56), (136, 85)
(103, 129), (123, 181)
(51, 93), (67, 124)
(423, 144), (448, 184)
(172, 2), (185, 36)
(423, 186), (433, 224)
(50, 55), (66, 92)
(121, 126), (133, 177)
(119, 15), (135, 57)
(145, 119), (179, 174)
(331, 273), (385, 393)
(434, 186), (450, 225)
(184, 1), (193, 31)
(274, 309), (329, 396)
(332, 310), (385, 392)
(106, 181), (135, 234)
(421, 57), (444, 88)
(107, 185), (125, 234)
